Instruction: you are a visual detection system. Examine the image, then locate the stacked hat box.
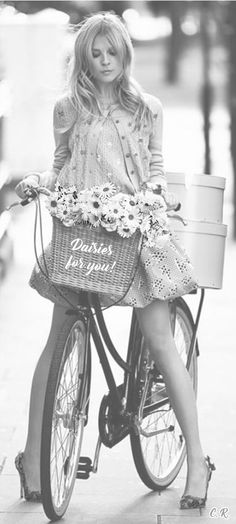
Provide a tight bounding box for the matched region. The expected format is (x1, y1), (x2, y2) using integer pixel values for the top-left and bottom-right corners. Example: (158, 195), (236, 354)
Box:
(167, 173), (227, 289)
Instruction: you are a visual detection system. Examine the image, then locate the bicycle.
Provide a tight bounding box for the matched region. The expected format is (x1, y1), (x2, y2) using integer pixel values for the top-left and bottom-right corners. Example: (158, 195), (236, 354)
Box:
(9, 187), (204, 521)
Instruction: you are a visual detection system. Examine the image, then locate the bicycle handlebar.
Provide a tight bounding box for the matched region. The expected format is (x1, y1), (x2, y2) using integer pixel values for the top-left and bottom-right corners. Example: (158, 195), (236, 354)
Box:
(6, 187), (50, 211)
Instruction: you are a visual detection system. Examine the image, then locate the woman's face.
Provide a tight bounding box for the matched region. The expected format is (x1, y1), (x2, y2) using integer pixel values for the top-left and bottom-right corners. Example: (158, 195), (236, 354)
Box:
(89, 33), (123, 89)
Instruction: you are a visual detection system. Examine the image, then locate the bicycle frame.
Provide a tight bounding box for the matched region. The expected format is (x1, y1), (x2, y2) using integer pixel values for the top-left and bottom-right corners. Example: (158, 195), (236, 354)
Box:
(69, 286), (205, 440)
(10, 190), (205, 442)
(71, 292), (134, 416)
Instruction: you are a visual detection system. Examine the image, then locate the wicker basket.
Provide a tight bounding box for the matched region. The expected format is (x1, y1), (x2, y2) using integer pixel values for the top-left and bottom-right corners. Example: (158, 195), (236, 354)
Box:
(50, 217), (142, 297)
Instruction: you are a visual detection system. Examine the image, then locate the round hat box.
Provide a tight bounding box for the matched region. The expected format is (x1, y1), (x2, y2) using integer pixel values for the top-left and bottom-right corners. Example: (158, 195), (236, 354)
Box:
(167, 173), (225, 223)
(169, 218), (227, 289)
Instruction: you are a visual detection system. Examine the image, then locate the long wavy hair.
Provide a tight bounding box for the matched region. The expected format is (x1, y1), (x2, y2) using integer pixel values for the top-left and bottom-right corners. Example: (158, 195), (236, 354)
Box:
(67, 12), (153, 130)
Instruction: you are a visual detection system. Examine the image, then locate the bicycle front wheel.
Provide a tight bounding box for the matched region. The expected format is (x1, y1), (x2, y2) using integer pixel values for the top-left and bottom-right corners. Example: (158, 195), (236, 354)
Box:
(130, 297), (198, 491)
(40, 315), (91, 521)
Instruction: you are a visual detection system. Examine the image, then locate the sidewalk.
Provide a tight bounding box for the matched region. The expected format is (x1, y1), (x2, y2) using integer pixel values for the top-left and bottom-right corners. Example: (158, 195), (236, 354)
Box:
(0, 198), (235, 524)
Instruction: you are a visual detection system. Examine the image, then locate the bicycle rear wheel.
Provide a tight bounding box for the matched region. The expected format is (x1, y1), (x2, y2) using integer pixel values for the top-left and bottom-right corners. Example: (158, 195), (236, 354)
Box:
(130, 297), (198, 490)
(40, 314), (91, 521)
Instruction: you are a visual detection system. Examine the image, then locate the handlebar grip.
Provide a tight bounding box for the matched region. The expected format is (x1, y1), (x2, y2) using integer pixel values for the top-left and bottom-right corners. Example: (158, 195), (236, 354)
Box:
(21, 197), (33, 206)
(21, 188), (38, 206)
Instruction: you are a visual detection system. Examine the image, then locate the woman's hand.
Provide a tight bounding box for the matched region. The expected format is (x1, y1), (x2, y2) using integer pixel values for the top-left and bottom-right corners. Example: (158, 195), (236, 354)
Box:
(142, 181), (181, 211)
(15, 173), (40, 199)
(162, 190), (181, 211)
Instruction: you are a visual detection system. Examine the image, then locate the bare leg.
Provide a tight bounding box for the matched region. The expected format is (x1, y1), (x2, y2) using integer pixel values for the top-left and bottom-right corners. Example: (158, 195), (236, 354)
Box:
(21, 304), (69, 491)
(136, 299), (209, 498)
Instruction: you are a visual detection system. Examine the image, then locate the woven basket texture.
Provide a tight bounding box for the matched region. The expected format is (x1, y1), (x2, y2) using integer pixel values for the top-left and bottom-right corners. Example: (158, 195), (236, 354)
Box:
(50, 218), (141, 296)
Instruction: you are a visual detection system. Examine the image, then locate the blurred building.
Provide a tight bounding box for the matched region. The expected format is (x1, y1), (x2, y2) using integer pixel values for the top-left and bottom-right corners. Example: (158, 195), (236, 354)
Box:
(0, 7), (72, 179)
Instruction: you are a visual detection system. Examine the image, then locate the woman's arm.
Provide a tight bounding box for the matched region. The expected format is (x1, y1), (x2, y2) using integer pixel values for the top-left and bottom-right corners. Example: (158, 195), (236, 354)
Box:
(44, 96), (76, 186)
(36, 96), (75, 188)
(15, 96), (74, 197)
(16, 127), (70, 195)
(148, 95), (167, 191)
(48, 127), (71, 182)
(143, 94), (179, 209)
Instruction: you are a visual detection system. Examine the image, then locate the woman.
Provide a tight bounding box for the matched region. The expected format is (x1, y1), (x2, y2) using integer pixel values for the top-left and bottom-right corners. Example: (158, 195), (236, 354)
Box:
(15, 12), (215, 509)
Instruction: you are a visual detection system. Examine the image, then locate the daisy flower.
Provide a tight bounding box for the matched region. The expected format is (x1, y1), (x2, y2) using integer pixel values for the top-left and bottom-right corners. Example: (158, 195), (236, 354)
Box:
(114, 193), (131, 208)
(46, 196), (58, 215)
(138, 190), (157, 206)
(122, 206), (141, 223)
(93, 182), (117, 200)
(120, 214), (140, 234)
(100, 216), (117, 232)
(87, 196), (103, 217)
(105, 200), (123, 220)
(80, 207), (94, 223)
(128, 195), (139, 208)
(61, 195), (75, 211)
(54, 202), (68, 220)
(62, 218), (76, 227)
(119, 221), (138, 237)
(117, 223), (135, 238)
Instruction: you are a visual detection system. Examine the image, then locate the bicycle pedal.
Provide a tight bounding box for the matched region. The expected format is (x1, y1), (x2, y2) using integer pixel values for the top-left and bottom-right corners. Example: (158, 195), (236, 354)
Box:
(76, 470), (90, 480)
(76, 456), (93, 479)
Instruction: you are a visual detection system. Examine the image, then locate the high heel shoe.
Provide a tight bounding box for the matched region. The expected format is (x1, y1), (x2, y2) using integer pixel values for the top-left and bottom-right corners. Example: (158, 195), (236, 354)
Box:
(180, 455), (216, 509)
(15, 452), (42, 502)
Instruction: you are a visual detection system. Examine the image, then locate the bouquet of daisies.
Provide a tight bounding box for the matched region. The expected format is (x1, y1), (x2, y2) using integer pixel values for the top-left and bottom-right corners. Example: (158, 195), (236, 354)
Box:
(46, 182), (170, 248)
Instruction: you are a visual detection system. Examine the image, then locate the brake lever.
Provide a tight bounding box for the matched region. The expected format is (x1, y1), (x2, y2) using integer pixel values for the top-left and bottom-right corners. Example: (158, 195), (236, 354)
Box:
(6, 187), (50, 211)
(6, 197), (34, 211)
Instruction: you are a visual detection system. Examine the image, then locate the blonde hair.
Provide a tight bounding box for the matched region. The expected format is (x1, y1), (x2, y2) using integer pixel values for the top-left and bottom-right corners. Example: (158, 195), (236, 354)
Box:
(67, 12), (153, 130)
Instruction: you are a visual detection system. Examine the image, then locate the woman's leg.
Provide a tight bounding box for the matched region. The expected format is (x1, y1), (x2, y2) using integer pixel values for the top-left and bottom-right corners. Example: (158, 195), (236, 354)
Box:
(136, 299), (208, 498)
(21, 304), (69, 491)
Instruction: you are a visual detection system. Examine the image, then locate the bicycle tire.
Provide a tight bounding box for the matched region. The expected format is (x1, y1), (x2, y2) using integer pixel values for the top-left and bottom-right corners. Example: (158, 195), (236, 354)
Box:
(40, 314), (91, 521)
(130, 297), (198, 491)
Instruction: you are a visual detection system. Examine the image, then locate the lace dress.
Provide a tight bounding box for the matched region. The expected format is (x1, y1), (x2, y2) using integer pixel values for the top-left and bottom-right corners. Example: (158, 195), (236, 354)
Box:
(29, 112), (198, 308)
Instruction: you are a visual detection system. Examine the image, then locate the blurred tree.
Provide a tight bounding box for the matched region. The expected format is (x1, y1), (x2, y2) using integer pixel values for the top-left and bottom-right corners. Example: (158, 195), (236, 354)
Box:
(166, 1), (183, 84)
(200, 1), (212, 175)
(228, 1), (236, 239)
(148, 0), (184, 84)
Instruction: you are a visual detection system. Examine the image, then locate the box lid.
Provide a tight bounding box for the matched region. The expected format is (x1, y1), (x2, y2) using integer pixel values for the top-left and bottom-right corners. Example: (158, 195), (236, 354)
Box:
(167, 173), (226, 190)
(170, 218), (228, 236)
